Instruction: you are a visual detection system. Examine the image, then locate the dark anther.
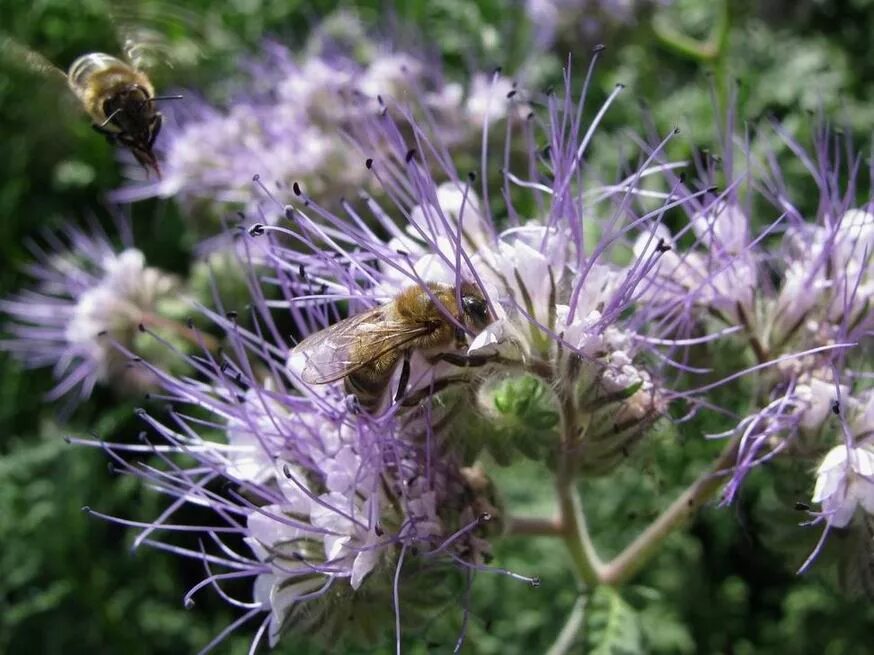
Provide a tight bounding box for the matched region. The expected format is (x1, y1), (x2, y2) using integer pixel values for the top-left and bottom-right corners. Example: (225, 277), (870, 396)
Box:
(298, 264), (307, 279)
(678, 172), (687, 183)
(405, 148), (417, 163)
(493, 66), (502, 75)
(794, 501), (811, 511)
(236, 211), (246, 221)
(542, 144), (551, 158)
(831, 400), (840, 415)
(529, 577), (542, 588)
(479, 512), (492, 523)
(291, 551), (305, 561)
(545, 85), (554, 96)
(284, 206), (295, 220)
(672, 127), (681, 135)
(81, 505), (92, 513)
(395, 249), (409, 257)
(375, 523), (385, 537)
(506, 89), (517, 99)
(656, 239), (671, 253)
(138, 323), (146, 332)
(97, 329), (108, 337)
(365, 157), (373, 169)
(615, 82), (626, 90)
(248, 223), (265, 237)
(282, 463), (294, 478)
(526, 111), (535, 120)
(293, 182), (302, 196)
(467, 171), (477, 182)
(131, 356), (143, 363)
(252, 174), (260, 182)
(593, 43), (606, 53)
(186, 318), (194, 329)
(226, 311), (238, 320)
(377, 94), (384, 106)
(705, 185), (719, 194)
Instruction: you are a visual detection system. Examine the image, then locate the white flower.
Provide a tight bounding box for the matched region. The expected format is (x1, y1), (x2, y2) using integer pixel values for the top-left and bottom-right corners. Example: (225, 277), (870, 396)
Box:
(793, 377), (846, 436)
(64, 248), (177, 380)
(465, 73), (516, 125)
(691, 203), (749, 255)
(812, 444), (874, 528)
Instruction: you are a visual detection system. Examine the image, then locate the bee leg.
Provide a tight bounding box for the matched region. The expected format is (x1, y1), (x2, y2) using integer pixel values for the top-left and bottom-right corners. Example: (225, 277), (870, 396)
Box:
(431, 352), (493, 368)
(148, 114), (163, 147)
(91, 123), (117, 145)
(394, 350), (412, 403)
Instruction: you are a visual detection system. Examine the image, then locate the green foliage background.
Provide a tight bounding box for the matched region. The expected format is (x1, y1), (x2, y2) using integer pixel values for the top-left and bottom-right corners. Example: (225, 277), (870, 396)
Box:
(2, 0), (874, 652)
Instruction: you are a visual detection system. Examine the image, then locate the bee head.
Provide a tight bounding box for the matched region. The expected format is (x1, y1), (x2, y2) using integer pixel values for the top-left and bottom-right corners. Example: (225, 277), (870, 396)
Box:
(461, 290), (491, 333)
(103, 85), (162, 176)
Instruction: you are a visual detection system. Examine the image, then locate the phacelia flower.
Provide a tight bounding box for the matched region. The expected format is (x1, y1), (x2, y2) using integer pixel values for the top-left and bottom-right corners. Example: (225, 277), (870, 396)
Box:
(0, 224), (180, 402)
(76, 56), (731, 652)
(113, 34), (526, 231)
(813, 443), (874, 528)
(526, 0), (672, 49)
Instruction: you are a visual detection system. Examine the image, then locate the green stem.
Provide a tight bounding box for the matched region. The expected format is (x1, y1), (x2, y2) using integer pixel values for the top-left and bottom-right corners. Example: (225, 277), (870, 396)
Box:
(506, 515), (563, 536)
(545, 595), (587, 655)
(599, 433), (741, 586)
(557, 477), (603, 588)
(555, 363), (604, 588)
(653, 0), (729, 63)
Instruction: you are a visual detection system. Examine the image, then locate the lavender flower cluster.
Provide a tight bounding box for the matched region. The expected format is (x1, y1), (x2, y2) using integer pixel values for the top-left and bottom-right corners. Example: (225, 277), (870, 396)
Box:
(2, 23), (872, 653)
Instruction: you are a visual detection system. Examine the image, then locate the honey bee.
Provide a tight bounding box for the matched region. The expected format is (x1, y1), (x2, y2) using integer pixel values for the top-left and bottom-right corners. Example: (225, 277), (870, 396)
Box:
(1, 29), (181, 176)
(291, 282), (494, 412)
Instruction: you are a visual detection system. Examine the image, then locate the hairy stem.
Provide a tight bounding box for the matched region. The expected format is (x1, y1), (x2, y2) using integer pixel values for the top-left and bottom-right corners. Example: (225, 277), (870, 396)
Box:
(557, 477), (603, 587)
(599, 433), (741, 586)
(556, 379), (603, 587)
(545, 595), (587, 655)
(506, 515), (563, 536)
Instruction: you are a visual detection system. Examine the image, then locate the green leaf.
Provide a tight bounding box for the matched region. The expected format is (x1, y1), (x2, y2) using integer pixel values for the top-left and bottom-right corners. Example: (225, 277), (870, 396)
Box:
(585, 587), (644, 655)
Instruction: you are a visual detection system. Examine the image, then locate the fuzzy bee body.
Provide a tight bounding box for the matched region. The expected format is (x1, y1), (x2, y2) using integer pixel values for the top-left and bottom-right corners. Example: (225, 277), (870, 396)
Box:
(64, 52), (163, 175)
(67, 52), (155, 122)
(1, 26), (171, 177)
(292, 282), (493, 412)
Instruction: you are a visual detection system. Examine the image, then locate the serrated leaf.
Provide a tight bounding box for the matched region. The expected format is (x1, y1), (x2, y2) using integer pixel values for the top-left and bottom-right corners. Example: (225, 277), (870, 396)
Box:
(585, 587), (644, 655)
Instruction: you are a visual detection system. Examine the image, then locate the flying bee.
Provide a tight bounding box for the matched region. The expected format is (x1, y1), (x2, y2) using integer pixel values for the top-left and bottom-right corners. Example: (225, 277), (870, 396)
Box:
(65, 50), (170, 176)
(1, 24), (185, 177)
(291, 282), (494, 412)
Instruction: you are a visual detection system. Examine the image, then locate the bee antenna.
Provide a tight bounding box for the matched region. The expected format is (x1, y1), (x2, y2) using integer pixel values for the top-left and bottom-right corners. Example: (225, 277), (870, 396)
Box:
(148, 95), (185, 103)
(99, 108), (124, 128)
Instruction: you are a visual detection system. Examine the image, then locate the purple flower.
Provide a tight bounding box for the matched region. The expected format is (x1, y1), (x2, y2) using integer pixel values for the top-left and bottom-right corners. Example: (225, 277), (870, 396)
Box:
(77, 60), (724, 650)
(526, 0), (673, 48)
(112, 39), (527, 228)
(0, 224), (179, 403)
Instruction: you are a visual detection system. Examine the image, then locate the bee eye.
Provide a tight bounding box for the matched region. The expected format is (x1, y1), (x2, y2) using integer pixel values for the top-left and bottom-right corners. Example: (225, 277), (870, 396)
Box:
(462, 295), (490, 329)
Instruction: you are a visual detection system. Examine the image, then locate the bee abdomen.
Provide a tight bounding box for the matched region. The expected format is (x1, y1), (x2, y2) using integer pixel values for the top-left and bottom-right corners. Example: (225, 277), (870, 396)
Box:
(66, 53), (153, 124)
(67, 53), (129, 91)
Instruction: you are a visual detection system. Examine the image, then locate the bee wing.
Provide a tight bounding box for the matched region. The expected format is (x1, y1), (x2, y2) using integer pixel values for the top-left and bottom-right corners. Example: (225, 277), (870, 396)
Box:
(291, 306), (434, 385)
(111, 1), (234, 71)
(0, 35), (67, 83)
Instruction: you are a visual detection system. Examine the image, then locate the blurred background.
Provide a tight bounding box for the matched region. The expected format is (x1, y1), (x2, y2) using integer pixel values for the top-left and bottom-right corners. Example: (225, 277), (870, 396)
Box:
(2, 0), (874, 652)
